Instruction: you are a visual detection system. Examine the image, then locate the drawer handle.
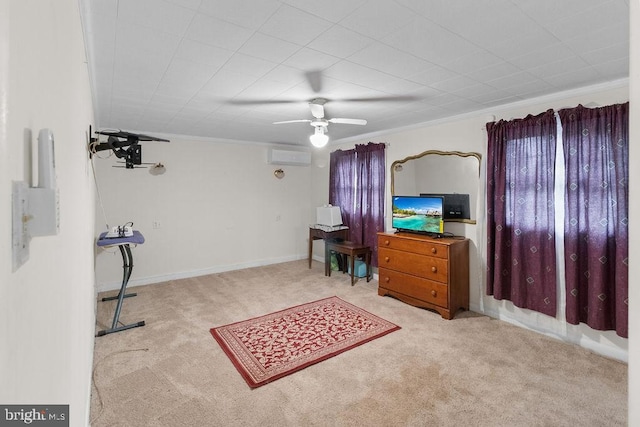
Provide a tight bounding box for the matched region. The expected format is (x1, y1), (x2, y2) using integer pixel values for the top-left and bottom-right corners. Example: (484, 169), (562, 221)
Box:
(384, 256), (390, 263)
(431, 290), (437, 297)
(384, 277), (390, 283)
(384, 240), (390, 246)
(431, 247), (437, 254)
(431, 266), (437, 273)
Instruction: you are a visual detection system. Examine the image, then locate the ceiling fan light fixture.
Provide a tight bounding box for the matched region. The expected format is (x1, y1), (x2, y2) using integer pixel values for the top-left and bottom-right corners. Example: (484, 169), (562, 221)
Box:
(309, 127), (328, 147)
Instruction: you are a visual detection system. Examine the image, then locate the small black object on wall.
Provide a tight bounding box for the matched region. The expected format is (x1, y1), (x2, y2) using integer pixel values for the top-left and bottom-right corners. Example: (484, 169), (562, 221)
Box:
(420, 193), (470, 220)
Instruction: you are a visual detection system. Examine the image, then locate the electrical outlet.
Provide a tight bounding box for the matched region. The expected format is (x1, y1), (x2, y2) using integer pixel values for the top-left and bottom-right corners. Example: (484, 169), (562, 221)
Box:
(152, 221), (161, 229)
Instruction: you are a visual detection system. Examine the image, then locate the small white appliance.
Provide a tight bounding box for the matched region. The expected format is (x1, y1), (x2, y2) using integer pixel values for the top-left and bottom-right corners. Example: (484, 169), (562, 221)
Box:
(316, 205), (343, 226)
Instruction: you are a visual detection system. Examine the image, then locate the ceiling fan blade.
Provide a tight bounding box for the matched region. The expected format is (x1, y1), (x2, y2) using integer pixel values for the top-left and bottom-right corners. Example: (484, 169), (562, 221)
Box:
(309, 102), (325, 119)
(229, 99), (299, 105)
(273, 119), (312, 125)
(305, 70), (323, 93)
(225, 79), (420, 107)
(328, 118), (367, 125)
(338, 95), (419, 103)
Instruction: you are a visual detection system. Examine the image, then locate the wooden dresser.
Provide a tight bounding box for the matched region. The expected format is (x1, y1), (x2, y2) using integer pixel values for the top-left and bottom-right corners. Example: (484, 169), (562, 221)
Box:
(377, 232), (469, 319)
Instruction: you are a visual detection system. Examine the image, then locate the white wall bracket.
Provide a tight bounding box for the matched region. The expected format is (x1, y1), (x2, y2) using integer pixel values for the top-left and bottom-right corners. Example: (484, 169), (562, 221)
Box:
(11, 129), (59, 271)
(12, 181), (31, 272)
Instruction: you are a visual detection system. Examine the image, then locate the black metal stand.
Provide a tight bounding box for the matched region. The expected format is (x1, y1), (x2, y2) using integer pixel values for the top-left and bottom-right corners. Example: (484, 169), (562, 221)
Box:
(96, 244), (145, 336)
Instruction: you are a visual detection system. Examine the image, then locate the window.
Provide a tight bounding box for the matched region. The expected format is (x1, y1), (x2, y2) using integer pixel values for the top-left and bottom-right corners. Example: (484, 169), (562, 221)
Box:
(487, 104), (628, 338)
(329, 143), (385, 266)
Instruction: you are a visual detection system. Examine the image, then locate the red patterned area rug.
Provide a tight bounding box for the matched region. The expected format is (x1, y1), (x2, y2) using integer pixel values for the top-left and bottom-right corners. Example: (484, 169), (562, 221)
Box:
(210, 296), (400, 388)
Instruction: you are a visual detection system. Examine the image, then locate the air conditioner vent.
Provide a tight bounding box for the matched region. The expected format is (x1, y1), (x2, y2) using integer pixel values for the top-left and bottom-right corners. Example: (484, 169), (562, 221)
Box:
(267, 148), (312, 166)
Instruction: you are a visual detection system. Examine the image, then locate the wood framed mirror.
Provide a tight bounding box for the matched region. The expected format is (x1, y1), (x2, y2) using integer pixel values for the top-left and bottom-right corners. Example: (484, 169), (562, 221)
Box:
(391, 150), (481, 224)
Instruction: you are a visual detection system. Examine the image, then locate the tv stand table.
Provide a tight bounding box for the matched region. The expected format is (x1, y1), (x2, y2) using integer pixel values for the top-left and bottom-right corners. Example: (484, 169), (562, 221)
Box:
(96, 230), (146, 336)
(308, 225), (349, 268)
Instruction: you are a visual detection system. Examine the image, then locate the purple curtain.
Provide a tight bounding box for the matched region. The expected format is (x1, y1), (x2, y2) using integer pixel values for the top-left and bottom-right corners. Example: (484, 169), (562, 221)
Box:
(559, 103), (628, 338)
(329, 143), (385, 267)
(353, 143), (385, 265)
(486, 110), (557, 317)
(329, 148), (356, 233)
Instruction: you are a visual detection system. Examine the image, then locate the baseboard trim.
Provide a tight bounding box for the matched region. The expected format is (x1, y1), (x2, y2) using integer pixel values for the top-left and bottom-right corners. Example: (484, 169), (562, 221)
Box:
(470, 302), (628, 363)
(96, 254), (306, 293)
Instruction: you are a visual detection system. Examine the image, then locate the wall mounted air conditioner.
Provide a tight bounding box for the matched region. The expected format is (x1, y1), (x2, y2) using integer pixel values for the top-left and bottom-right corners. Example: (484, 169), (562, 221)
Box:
(267, 148), (312, 166)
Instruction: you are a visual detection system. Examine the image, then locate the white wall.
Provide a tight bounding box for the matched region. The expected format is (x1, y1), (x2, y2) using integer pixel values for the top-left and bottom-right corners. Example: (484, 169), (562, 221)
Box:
(0, 1), (96, 426)
(94, 140), (313, 289)
(312, 82), (630, 363)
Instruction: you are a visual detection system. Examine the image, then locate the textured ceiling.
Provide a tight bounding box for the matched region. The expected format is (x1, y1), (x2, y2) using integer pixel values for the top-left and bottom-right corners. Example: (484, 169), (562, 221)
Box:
(80, 0), (629, 146)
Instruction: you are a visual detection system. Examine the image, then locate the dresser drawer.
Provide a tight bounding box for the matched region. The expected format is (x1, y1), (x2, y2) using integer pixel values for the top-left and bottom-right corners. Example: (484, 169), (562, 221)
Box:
(378, 268), (448, 308)
(378, 234), (448, 259)
(379, 247), (448, 283)
(377, 232), (469, 319)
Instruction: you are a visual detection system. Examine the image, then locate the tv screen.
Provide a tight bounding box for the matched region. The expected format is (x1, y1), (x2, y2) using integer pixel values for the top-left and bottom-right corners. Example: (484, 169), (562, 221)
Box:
(420, 193), (471, 220)
(392, 195), (444, 236)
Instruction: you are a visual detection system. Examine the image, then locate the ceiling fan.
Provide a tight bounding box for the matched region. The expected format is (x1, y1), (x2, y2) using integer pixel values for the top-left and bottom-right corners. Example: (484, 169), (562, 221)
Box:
(227, 70), (418, 146)
(273, 98), (367, 147)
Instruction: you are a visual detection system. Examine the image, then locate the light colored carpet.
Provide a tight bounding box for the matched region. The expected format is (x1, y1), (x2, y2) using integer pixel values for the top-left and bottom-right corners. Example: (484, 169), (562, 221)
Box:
(91, 260), (627, 426)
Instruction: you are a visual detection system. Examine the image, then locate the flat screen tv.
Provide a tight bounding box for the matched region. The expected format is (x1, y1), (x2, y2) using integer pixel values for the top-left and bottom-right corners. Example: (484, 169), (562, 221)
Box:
(420, 193), (470, 220)
(392, 195), (444, 236)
